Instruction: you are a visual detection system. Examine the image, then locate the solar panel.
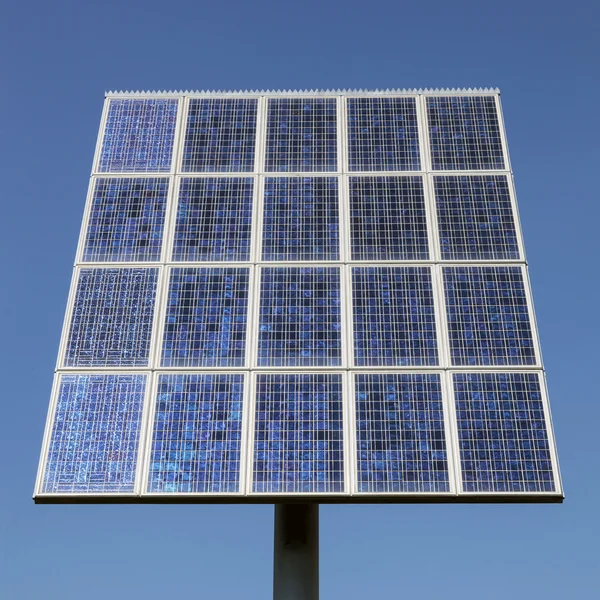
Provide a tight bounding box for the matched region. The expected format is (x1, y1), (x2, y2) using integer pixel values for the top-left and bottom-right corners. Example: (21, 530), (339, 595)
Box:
(257, 267), (342, 367)
(453, 372), (555, 493)
(83, 178), (169, 262)
(443, 266), (536, 366)
(351, 267), (439, 367)
(36, 90), (562, 503)
(427, 96), (505, 170)
(42, 374), (146, 493)
(148, 373), (244, 494)
(64, 268), (158, 367)
(161, 268), (250, 367)
(262, 177), (340, 261)
(355, 373), (450, 493)
(98, 99), (178, 173)
(182, 98), (258, 172)
(347, 97), (420, 171)
(265, 98), (337, 172)
(173, 177), (254, 262)
(253, 373), (344, 493)
(349, 176), (429, 261)
(434, 175), (520, 260)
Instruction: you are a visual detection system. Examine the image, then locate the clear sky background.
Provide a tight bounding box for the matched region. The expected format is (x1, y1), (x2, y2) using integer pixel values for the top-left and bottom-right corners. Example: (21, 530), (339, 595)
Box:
(1, 0), (598, 598)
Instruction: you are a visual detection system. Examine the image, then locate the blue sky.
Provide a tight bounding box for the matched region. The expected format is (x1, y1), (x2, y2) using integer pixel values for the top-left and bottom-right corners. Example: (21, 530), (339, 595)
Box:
(1, 0), (599, 597)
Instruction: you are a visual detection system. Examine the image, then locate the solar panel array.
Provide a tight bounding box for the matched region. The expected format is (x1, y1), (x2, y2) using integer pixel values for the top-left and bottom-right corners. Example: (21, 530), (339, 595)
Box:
(35, 91), (561, 502)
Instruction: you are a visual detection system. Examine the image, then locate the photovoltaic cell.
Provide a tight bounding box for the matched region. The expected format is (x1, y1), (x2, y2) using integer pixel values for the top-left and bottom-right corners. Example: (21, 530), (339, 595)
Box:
(148, 373), (244, 493)
(347, 97), (420, 171)
(83, 178), (169, 262)
(355, 373), (449, 493)
(443, 266), (536, 366)
(42, 374), (145, 493)
(262, 177), (340, 261)
(182, 98), (257, 172)
(349, 176), (429, 261)
(253, 373), (344, 493)
(98, 99), (178, 173)
(173, 178), (253, 262)
(427, 96), (505, 170)
(454, 372), (555, 492)
(352, 267), (438, 366)
(161, 268), (250, 367)
(265, 98), (337, 172)
(257, 267), (342, 367)
(435, 175), (520, 260)
(64, 268), (158, 367)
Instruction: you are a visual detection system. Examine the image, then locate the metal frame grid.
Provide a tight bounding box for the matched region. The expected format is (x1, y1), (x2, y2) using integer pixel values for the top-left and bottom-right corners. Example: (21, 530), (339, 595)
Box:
(34, 89), (562, 503)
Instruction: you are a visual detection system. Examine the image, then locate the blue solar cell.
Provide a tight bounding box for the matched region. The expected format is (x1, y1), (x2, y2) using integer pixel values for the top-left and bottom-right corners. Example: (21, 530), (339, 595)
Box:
(148, 373), (244, 493)
(355, 373), (449, 493)
(257, 267), (342, 367)
(98, 99), (178, 172)
(427, 96), (505, 170)
(443, 266), (536, 366)
(42, 374), (145, 493)
(265, 98), (337, 172)
(161, 268), (250, 367)
(435, 175), (520, 260)
(173, 178), (253, 262)
(83, 178), (168, 262)
(347, 97), (420, 171)
(262, 177), (340, 261)
(64, 268), (158, 367)
(349, 176), (429, 260)
(454, 372), (555, 493)
(352, 267), (439, 366)
(253, 373), (344, 493)
(182, 99), (257, 172)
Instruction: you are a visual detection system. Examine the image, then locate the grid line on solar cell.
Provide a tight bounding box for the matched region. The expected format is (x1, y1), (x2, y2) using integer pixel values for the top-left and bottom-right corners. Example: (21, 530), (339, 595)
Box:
(265, 98), (338, 172)
(148, 373), (244, 493)
(427, 96), (505, 170)
(355, 373), (450, 493)
(64, 268), (158, 367)
(443, 266), (536, 366)
(262, 177), (340, 261)
(434, 175), (520, 260)
(349, 176), (429, 260)
(161, 268), (250, 367)
(454, 372), (555, 492)
(257, 267), (342, 367)
(352, 267), (439, 366)
(182, 99), (257, 172)
(253, 373), (344, 493)
(98, 99), (178, 173)
(347, 97), (420, 171)
(83, 178), (169, 262)
(42, 374), (145, 493)
(173, 178), (253, 262)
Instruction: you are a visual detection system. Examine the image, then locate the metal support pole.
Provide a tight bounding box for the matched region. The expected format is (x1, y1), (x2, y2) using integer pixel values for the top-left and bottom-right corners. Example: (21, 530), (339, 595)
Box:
(273, 503), (319, 600)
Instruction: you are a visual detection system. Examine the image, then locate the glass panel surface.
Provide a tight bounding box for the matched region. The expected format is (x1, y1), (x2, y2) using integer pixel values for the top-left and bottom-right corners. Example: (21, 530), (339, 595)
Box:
(98, 99), (177, 173)
(355, 373), (449, 493)
(42, 374), (145, 493)
(148, 373), (244, 493)
(253, 373), (344, 493)
(454, 372), (555, 492)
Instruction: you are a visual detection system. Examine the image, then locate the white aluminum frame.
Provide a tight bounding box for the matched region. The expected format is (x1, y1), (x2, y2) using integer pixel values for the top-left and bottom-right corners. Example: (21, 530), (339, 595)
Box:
(34, 89), (563, 503)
